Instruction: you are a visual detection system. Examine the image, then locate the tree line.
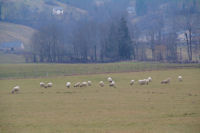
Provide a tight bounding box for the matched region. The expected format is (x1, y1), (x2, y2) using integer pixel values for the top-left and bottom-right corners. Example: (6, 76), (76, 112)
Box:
(27, 0), (200, 63)
(29, 16), (133, 63)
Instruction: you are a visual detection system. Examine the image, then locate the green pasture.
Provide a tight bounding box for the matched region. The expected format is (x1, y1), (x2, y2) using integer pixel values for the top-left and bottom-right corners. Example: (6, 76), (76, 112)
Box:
(0, 68), (200, 133)
(0, 52), (25, 64)
(0, 62), (199, 79)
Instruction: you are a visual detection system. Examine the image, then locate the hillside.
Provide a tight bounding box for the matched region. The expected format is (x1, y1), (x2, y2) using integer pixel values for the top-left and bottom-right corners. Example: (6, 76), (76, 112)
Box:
(0, 22), (36, 48)
(0, 0), (88, 28)
(0, 0), (88, 47)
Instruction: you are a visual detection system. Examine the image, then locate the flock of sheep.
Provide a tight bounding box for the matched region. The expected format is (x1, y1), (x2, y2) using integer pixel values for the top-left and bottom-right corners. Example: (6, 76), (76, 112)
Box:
(11, 75), (183, 94)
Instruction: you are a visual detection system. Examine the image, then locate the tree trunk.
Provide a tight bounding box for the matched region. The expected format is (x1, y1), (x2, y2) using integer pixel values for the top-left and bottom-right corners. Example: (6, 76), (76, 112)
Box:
(94, 45), (97, 62)
(33, 54), (37, 63)
(135, 43), (138, 60)
(150, 32), (155, 61)
(185, 32), (191, 61)
(180, 48), (182, 62)
(189, 28), (192, 61)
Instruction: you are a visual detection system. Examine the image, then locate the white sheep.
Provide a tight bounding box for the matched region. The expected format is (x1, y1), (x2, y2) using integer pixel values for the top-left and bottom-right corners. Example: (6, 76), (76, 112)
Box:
(66, 82), (71, 88)
(130, 80), (135, 86)
(11, 86), (20, 94)
(148, 77), (152, 82)
(74, 82), (80, 87)
(80, 82), (87, 87)
(107, 77), (112, 82)
(87, 81), (92, 86)
(44, 84), (48, 88)
(40, 82), (45, 87)
(145, 78), (150, 84)
(47, 82), (53, 87)
(178, 76), (183, 82)
(99, 81), (104, 87)
(109, 81), (116, 88)
(138, 79), (148, 85)
(161, 78), (171, 84)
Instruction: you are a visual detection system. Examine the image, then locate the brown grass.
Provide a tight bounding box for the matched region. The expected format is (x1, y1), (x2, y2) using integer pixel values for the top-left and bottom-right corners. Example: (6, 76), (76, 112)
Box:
(0, 68), (200, 133)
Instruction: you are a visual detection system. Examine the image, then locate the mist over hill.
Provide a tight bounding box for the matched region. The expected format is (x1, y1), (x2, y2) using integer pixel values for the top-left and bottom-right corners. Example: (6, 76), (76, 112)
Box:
(0, 0), (200, 63)
(0, 22), (36, 46)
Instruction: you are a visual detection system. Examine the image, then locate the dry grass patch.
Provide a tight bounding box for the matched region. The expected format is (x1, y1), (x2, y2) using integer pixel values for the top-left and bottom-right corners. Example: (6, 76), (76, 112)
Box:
(0, 68), (200, 133)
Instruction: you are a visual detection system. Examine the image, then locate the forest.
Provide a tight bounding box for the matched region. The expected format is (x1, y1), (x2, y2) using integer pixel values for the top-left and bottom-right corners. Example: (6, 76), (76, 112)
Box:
(0, 0), (200, 63)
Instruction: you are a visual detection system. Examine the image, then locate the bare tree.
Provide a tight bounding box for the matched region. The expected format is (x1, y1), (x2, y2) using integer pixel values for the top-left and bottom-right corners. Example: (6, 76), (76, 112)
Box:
(178, 0), (200, 62)
(30, 23), (65, 63)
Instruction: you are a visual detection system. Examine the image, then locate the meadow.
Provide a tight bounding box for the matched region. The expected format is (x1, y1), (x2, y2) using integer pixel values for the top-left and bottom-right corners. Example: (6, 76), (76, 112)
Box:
(0, 68), (200, 133)
(0, 52), (25, 64)
(0, 62), (199, 79)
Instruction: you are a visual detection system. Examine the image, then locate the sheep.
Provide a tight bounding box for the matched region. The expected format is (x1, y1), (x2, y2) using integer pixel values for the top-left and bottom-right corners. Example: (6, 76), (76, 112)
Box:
(178, 76), (183, 82)
(107, 77), (112, 82)
(161, 78), (171, 84)
(40, 82), (45, 87)
(47, 82), (53, 87)
(138, 79), (148, 85)
(74, 82), (80, 87)
(145, 78), (150, 84)
(148, 77), (152, 82)
(11, 86), (20, 94)
(130, 80), (135, 86)
(87, 81), (92, 86)
(109, 81), (116, 88)
(80, 82), (87, 87)
(44, 85), (48, 88)
(99, 81), (104, 87)
(66, 82), (71, 88)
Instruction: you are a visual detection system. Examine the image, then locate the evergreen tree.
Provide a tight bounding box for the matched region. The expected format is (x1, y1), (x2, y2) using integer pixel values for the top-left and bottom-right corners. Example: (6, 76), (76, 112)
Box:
(117, 17), (132, 60)
(105, 23), (118, 61)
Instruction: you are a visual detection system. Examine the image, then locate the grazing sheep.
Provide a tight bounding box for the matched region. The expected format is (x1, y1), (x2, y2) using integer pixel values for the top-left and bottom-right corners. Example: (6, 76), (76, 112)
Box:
(161, 78), (171, 84)
(87, 81), (92, 86)
(43, 84), (48, 88)
(138, 79), (148, 85)
(145, 78), (150, 84)
(40, 82), (45, 87)
(11, 86), (20, 94)
(47, 82), (53, 87)
(99, 81), (104, 87)
(66, 82), (71, 88)
(109, 81), (116, 88)
(178, 76), (183, 82)
(107, 77), (112, 82)
(130, 80), (135, 86)
(148, 77), (152, 82)
(74, 82), (80, 87)
(80, 82), (87, 87)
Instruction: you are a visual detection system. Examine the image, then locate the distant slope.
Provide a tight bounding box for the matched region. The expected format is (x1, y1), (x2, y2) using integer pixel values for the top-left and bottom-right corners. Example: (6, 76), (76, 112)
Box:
(1, 0), (88, 27)
(0, 0), (88, 48)
(0, 22), (36, 48)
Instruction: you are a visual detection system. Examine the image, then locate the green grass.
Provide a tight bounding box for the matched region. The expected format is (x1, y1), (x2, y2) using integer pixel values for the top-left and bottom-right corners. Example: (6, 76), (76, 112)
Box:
(0, 68), (200, 133)
(0, 62), (199, 79)
(0, 52), (25, 64)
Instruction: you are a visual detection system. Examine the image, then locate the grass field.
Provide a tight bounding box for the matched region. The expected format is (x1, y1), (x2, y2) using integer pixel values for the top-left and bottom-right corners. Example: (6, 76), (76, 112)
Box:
(0, 68), (200, 133)
(0, 62), (199, 79)
(0, 52), (26, 64)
